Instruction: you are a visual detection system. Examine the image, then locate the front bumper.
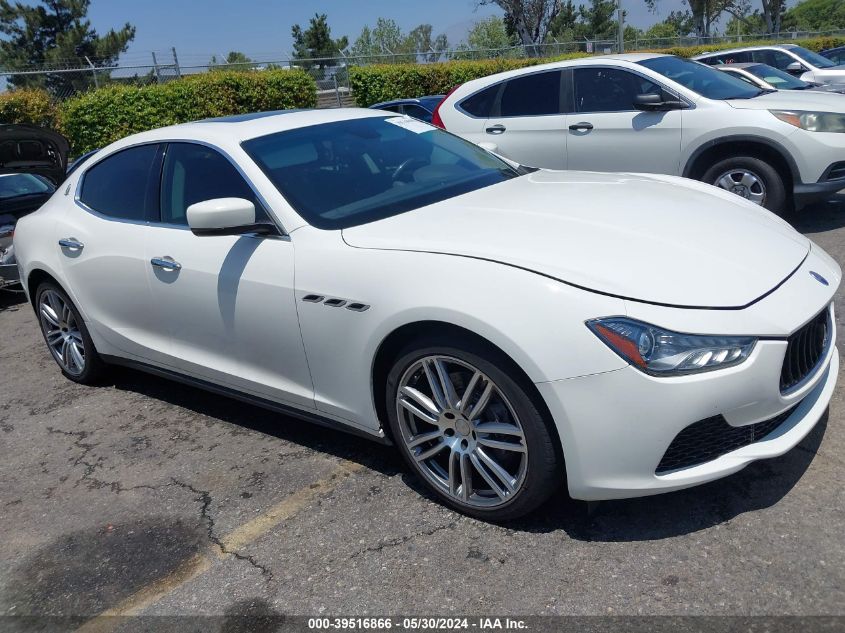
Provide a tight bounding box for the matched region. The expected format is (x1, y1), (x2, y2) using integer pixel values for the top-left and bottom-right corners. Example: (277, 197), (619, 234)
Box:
(793, 176), (845, 208)
(536, 243), (840, 501)
(538, 337), (837, 500)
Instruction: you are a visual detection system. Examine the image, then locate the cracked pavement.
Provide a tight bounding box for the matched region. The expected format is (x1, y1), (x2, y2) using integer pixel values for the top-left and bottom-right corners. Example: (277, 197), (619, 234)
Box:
(0, 198), (844, 621)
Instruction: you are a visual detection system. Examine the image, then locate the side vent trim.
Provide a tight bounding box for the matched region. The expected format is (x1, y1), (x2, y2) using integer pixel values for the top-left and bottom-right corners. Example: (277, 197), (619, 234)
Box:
(302, 294), (325, 303)
(323, 298), (347, 307)
(346, 302), (370, 312)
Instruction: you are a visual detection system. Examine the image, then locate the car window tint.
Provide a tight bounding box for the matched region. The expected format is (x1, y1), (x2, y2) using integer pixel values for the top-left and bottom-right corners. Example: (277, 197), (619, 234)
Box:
(159, 143), (267, 226)
(459, 85), (500, 117)
(403, 104), (433, 122)
(752, 49), (795, 70)
(499, 71), (561, 116)
(703, 51), (752, 64)
(79, 144), (159, 221)
(574, 68), (662, 113)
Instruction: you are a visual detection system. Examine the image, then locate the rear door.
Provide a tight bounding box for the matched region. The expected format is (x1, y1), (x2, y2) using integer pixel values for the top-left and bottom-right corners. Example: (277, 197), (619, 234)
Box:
(58, 143), (165, 360)
(480, 69), (568, 169)
(565, 66), (683, 175)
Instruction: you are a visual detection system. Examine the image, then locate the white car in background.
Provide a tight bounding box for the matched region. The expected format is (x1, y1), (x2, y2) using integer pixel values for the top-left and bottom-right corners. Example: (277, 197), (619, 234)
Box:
(13, 109), (840, 520)
(693, 44), (845, 86)
(433, 53), (845, 215)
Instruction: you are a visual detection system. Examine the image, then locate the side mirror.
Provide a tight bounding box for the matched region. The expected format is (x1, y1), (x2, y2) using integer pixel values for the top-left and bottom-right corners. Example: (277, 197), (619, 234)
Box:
(633, 93), (687, 111)
(786, 61), (805, 75)
(186, 197), (277, 237)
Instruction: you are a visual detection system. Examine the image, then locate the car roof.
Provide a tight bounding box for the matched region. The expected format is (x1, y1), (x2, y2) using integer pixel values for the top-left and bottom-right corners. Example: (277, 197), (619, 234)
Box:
(99, 108), (391, 152)
(693, 44), (798, 57)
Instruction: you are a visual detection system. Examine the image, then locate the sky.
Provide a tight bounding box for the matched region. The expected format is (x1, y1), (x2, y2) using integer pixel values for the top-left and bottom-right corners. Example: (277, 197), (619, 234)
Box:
(85, 0), (688, 67)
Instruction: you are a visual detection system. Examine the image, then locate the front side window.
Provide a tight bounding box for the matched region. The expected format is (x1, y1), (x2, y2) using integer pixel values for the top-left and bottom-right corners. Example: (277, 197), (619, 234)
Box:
(499, 70), (562, 116)
(574, 68), (663, 113)
(752, 49), (800, 71)
(79, 144), (159, 221)
(159, 143), (267, 226)
(639, 56), (761, 100)
(242, 116), (518, 230)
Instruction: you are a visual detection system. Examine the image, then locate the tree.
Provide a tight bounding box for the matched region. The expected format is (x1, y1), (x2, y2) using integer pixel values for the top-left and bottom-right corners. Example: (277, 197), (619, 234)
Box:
(209, 51), (255, 72)
(645, 0), (742, 38)
(467, 16), (516, 51)
(478, 0), (563, 52)
(782, 0), (845, 31)
(291, 13), (348, 69)
(760, 0), (786, 33)
(578, 0), (618, 39)
(0, 0), (135, 95)
(351, 19), (448, 63)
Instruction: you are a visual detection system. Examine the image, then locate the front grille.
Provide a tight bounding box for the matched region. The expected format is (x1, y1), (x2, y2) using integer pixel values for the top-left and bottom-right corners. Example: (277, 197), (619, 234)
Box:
(780, 307), (830, 393)
(656, 406), (796, 474)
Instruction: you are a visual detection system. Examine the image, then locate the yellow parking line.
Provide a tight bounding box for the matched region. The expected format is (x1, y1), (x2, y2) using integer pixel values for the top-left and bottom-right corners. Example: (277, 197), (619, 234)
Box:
(76, 460), (362, 632)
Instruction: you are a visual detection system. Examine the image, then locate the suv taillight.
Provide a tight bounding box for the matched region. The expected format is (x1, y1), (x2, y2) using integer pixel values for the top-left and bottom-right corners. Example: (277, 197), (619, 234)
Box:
(431, 84), (462, 129)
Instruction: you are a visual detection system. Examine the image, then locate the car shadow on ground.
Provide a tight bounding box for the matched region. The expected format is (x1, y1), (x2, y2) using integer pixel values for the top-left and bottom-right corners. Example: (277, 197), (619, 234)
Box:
(0, 288), (27, 312)
(793, 195), (845, 233)
(110, 366), (827, 543)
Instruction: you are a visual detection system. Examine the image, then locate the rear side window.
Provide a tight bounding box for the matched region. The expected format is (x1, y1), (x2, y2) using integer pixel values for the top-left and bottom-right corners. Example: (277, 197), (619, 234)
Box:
(459, 85), (500, 117)
(79, 144), (159, 221)
(700, 51), (752, 64)
(499, 71), (562, 117)
(403, 104), (434, 122)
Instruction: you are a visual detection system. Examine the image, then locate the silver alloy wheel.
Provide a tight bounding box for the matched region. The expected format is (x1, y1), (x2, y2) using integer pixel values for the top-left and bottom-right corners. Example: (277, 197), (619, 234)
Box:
(396, 355), (528, 508)
(38, 290), (85, 376)
(714, 169), (766, 205)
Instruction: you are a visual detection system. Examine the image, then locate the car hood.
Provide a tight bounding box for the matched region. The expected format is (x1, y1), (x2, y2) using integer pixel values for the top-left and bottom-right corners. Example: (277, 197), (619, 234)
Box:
(726, 90), (845, 111)
(342, 170), (809, 308)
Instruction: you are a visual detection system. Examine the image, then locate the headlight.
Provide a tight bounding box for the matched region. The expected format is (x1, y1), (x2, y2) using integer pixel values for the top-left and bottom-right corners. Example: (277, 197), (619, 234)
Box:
(771, 110), (845, 132)
(587, 317), (756, 376)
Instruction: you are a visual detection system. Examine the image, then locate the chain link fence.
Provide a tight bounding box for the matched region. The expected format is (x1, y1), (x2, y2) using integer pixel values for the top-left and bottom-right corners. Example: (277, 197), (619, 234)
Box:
(2, 28), (844, 106)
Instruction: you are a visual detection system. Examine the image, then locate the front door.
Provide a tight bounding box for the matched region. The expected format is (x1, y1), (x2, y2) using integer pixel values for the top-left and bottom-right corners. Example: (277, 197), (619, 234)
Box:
(566, 67), (683, 175)
(144, 142), (314, 409)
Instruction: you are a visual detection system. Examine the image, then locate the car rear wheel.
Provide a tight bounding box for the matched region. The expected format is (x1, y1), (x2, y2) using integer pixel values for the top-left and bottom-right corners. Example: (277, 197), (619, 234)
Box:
(385, 336), (561, 521)
(702, 156), (788, 216)
(36, 282), (105, 384)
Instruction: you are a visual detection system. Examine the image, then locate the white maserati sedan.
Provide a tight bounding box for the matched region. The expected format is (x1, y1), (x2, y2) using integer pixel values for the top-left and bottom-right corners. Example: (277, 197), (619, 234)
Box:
(13, 109), (840, 520)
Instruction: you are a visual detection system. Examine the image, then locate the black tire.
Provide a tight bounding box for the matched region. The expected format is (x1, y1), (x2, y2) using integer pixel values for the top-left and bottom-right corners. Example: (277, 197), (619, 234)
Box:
(35, 282), (105, 384)
(701, 155), (789, 216)
(385, 334), (561, 521)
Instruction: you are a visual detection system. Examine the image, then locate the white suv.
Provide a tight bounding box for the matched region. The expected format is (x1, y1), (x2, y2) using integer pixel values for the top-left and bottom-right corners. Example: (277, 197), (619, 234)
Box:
(433, 53), (845, 214)
(693, 44), (845, 86)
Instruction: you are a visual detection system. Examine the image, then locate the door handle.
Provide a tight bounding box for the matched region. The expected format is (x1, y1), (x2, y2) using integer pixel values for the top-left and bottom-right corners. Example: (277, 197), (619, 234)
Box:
(150, 257), (182, 272)
(569, 122), (594, 131)
(485, 124), (506, 134)
(58, 238), (84, 251)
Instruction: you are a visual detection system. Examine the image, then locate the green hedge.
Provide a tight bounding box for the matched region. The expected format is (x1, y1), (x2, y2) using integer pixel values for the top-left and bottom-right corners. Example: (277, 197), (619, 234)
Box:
(350, 36), (845, 106)
(0, 88), (57, 127)
(58, 69), (317, 154)
(349, 53), (588, 107)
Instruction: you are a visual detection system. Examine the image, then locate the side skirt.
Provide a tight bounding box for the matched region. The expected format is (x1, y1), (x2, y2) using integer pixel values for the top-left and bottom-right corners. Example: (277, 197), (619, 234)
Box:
(101, 354), (392, 445)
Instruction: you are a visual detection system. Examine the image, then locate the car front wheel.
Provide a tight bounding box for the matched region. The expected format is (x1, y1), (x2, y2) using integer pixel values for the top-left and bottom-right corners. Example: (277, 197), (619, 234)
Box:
(35, 282), (105, 384)
(385, 336), (561, 521)
(702, 156), (788, 215)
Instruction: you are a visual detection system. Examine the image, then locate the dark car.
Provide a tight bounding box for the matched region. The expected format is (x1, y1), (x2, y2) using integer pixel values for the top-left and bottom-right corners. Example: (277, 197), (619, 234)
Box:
(368, 96), (445, 123)
(0, 124), (69, 185)
(820, 46), (845, 65)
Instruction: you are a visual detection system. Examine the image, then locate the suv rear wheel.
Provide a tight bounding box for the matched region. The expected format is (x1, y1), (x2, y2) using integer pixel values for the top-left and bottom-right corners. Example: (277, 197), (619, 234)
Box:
(702, 156), (788, 216)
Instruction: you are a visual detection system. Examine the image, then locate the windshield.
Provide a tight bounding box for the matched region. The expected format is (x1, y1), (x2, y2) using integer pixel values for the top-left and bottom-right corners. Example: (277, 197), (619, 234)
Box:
(242, 116), (519, 229)
(0, 173), (53, 200)
(789, 46), (836, 68)
(639, 55), (762, 100)
(745, 63), (809, 89)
